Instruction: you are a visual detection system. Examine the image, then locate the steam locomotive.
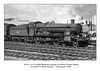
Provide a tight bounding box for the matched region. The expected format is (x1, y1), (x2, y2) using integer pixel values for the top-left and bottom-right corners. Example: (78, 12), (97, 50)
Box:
(4, 19), (89, 47)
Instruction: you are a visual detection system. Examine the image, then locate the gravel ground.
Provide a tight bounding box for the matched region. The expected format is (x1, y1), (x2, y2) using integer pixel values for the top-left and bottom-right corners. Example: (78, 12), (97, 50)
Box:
(4, 56), (29, 60)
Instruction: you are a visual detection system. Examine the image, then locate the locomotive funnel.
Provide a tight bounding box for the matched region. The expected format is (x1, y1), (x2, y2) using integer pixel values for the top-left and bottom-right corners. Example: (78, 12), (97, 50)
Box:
(71, 19), (75, 24)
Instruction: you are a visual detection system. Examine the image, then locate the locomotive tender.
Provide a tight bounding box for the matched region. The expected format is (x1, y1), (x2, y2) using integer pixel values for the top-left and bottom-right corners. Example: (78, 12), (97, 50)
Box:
(4, 19), (89, 47)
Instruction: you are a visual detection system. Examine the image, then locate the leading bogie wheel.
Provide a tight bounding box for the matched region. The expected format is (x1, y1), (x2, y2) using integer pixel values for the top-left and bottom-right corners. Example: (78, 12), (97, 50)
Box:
(72, 41), (79, 47)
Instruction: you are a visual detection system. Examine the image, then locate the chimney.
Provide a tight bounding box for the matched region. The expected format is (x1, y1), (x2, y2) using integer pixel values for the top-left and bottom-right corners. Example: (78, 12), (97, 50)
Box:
(89, 21), (92, 31)
(86, 20), (88, 24)
(71, 19), (75, 24)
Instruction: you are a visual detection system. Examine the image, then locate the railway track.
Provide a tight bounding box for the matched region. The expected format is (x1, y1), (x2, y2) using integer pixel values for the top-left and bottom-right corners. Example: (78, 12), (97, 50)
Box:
(4, 41), (96, 60)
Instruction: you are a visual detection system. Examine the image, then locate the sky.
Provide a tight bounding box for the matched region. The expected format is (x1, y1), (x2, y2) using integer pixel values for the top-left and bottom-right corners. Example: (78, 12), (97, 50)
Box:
(4, 4), (96, 24)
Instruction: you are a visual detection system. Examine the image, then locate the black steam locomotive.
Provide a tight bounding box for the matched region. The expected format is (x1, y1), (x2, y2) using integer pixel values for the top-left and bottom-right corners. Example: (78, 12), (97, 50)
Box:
(4, 19), (89, 47)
